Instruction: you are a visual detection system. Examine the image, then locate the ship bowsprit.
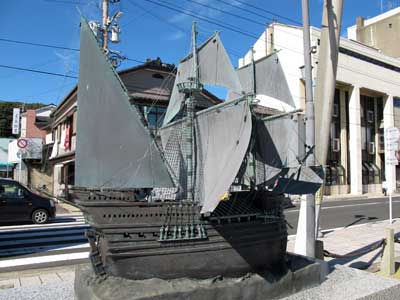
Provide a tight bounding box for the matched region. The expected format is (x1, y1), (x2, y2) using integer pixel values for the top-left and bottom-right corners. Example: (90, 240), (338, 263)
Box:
(74, 190), (288, 280)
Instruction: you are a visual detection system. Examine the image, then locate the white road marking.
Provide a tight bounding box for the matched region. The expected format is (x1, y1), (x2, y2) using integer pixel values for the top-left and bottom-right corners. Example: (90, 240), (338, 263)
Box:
(0, 221), (88, 233)
(286, 200), (400, 213)
(0, 252), (89, 268)
(287, 218), (400, 240)
(0, 243), (90, 257)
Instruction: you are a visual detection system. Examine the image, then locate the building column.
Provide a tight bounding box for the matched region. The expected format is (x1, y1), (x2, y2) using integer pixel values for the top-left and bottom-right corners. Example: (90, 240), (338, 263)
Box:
(384, 94), (396, 192)
(339, 89), (348, 184)
(374, 97), (382, 170)
(349, 86), (363, 194)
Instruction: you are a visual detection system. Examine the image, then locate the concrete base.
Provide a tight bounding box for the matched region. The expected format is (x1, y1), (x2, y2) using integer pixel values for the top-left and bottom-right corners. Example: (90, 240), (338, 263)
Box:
(75, 254), (327, 300)
(282, 265), (400, 300)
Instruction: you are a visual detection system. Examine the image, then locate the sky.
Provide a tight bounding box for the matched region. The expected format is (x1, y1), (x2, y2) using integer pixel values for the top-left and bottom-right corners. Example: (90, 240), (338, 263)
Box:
(0, 0), (398, 105)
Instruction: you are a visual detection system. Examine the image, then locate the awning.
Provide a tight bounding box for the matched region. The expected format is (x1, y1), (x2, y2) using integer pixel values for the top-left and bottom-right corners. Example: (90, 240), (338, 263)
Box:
(0, 162), (14, 172)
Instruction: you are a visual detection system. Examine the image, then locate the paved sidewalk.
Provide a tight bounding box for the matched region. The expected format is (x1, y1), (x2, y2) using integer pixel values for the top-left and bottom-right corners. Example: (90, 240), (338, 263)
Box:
(57, 201), (82, 215)
(0, 265), (77, 290)
(291, 192), (400, 204)
(0, 220), (399, 299)
(288, 218), (400, 269)
(323, 192), (400, 202)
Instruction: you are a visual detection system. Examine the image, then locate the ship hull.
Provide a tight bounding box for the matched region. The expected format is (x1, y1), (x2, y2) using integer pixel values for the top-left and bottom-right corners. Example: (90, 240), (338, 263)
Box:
(74, 191), (288, 280)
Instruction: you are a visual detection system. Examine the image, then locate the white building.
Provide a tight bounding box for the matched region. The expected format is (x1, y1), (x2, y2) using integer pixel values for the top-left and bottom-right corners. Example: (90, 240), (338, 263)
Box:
(347, 7), (400, 59)
(239, 22), (400, 196)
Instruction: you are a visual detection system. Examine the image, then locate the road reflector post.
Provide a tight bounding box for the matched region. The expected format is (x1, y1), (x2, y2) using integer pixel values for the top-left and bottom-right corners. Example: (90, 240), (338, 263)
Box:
(380, 228), (395, 276)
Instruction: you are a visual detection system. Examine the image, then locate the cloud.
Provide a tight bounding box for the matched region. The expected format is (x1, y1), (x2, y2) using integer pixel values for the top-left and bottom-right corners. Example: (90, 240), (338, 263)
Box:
(170, 12), (190, 23)
(169, 0), (225, 25)
(165, 31), (185, 41)
(54, 51), (78, 75)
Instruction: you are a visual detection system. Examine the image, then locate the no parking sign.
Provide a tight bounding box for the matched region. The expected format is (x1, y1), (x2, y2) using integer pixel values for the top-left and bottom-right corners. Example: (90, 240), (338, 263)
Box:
(17, 138), (28, 149)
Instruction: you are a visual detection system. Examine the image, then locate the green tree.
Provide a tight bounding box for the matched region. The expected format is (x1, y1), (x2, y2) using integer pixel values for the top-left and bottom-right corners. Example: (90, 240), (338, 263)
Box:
(0, 101), (46, 138)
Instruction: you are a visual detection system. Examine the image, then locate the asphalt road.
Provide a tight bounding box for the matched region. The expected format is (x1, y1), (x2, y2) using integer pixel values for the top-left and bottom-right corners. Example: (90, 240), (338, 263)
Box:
(284, 196), (400, 235)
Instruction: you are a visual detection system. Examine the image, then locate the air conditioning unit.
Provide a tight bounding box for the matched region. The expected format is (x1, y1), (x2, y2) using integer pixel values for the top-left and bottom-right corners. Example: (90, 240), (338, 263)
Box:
(332, 103), (339, 117)
(332, 138), (340, 152)
(367, 110), (374, 123)
(368, 141), (375, 154)
(378, 134), (385, 153)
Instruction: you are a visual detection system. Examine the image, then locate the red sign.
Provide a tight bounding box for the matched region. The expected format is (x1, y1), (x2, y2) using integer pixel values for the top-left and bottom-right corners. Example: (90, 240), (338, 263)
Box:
(17, 138), (28, 149)
(64, 123), (71, 151)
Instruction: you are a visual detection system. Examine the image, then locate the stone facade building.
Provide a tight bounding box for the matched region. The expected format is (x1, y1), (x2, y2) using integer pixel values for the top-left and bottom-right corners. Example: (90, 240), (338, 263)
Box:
(347, 7), (400, 59)
(239, 22), (400, 196)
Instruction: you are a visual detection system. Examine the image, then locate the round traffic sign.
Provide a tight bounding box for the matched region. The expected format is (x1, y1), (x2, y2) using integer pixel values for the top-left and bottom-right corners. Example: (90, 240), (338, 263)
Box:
(17, 138), (28, 149)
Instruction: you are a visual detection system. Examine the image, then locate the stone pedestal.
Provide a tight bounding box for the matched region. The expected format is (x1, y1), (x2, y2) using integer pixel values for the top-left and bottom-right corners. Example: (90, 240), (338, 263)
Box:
(75, 254), (327, 300)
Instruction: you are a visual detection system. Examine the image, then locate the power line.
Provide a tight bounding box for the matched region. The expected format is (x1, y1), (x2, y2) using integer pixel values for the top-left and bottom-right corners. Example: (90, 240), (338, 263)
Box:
(128, 0), (242, 59)
(141, 0), (260, 39)
(0, 38), (145, 64)
(125, 57), (145, 63)
(43, 0), (86, 4)
(139, 0), (305, 57)
(127, 0), (190, 41)
(226, 0), (302, 25)
(0, 65), (77, 79)
(154, 0), (257, 36)
(183, 0), (267, 27)
(215, 0), (277, 23)
(0, 38), (80, 52)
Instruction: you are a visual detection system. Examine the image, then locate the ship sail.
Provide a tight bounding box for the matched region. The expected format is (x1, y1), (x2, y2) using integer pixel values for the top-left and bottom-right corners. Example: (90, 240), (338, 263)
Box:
(163, 33), (243, 126)
(195, 98), (251, 213)
(75, 18), (174, 189)
(253, 114), (323, 194)
(229, 53), (295, 110)
(159, 97), (251, 213)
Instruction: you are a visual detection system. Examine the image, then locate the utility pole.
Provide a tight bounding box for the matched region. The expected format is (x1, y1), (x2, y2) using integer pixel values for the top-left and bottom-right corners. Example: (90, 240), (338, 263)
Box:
(294, 0), (315, 258)
(251, 47), (256, 95)
(90, 0), (122, 66)
(314, 0), (343, 237)
(102, 0), (109, 51)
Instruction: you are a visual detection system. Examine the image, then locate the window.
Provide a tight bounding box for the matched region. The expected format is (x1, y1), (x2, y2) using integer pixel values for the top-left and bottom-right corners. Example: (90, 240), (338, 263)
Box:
(394, 97), (400, 108)
(332, 103), (339, 118)
(144, 106), (166, 130)
(67, 163), (75, 186)
(367, 110), (374, 123)
(331, 138), (340, 152)
(0, 182), (24, 198)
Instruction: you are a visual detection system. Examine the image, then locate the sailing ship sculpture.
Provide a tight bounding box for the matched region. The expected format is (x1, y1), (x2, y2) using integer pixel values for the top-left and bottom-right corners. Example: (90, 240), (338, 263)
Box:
(73, 17), (323, 280)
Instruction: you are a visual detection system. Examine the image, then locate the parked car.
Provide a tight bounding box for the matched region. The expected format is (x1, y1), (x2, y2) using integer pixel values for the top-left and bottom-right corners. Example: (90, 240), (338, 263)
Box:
(0, 178), (56, 224)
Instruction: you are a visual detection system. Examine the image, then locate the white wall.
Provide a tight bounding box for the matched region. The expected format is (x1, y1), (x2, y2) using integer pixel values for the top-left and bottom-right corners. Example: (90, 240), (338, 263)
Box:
(337, 52), (400, 96)
(45, 132), (53, 145)
(36, 108), (54, 117)
(273, 25), (306, 110)
(20, 115), (27, 138)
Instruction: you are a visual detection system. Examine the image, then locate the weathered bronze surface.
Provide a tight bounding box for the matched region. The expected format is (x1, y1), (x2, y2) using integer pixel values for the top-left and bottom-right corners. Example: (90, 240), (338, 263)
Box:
(73, 190), (288, 280)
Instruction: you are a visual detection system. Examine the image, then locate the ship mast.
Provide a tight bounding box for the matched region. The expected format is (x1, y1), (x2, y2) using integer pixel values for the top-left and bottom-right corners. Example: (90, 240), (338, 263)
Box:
(185, 22), (199, 201)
